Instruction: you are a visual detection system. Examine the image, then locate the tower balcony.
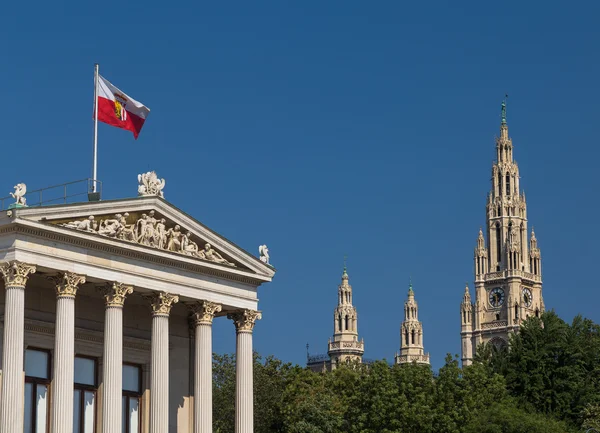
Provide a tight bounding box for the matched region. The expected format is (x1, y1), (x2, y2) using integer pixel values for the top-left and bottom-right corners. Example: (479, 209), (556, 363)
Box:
(484, 269), (541, 283)
(328, 339), (364, 354)
(394, 353), (430, 365)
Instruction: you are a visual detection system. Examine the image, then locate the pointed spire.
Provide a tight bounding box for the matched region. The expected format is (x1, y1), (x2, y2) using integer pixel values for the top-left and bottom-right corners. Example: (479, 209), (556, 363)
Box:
(408, 276), (414, 297)
(462, 283), (471, 303)
(501, 96), (507, 125)
(342, 255), (348, 280)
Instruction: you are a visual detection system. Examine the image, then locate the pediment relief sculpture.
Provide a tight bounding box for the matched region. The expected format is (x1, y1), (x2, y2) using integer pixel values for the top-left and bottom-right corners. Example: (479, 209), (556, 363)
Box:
(55, 210), (236, 267)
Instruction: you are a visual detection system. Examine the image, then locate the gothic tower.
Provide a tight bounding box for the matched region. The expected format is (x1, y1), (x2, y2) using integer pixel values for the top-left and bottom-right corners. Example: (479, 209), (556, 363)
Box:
(395, 281), (430, 365)
(461, 100), (544, 366)
(327, 265), (364, 368)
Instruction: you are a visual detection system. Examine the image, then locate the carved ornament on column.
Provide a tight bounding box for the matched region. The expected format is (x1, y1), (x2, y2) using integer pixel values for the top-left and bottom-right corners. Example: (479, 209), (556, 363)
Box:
(0, 261), (36, 287)
(189, 301), (222, 325)
(227, 309), (262, 333)
(103, 282), (134, 307)
(48, 272), (86, 298)
(148, 292), (179, 316)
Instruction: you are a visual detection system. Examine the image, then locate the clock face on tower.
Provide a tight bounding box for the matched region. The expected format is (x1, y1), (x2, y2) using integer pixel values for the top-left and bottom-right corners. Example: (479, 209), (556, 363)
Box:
(522, 287), (533, 307)
(489, 287), (505, 308)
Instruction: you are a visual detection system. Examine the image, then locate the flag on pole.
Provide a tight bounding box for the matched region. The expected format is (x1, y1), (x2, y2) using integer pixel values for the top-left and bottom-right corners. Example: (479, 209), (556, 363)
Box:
(96, 75), (150, 139)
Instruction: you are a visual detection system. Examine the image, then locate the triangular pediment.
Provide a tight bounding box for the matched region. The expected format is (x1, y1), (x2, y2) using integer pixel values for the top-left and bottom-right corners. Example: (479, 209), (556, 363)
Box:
(11, 196), (274, 279)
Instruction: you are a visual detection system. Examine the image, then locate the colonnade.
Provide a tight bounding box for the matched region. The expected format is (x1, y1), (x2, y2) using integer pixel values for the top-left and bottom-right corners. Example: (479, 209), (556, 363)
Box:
(0, 260), (260, 433)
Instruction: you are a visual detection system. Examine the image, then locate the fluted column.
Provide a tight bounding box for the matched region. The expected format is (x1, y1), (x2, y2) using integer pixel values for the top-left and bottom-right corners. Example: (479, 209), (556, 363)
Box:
(50, 272), (86, 433)
(0, 261), (36, 432)
(102, 282), (133, 433)
(149, 292), (179, 433)
(228, 310), (261, 433)
(190, 301), (222, 433)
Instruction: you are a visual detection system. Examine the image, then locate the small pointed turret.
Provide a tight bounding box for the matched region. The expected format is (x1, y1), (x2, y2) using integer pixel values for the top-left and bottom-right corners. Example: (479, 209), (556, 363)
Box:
(327, 262), (364, 368)
(396, 279), (429, 365)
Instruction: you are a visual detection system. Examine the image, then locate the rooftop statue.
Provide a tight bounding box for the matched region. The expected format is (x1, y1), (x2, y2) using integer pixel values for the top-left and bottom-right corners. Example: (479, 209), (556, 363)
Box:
(10, 183), (27, 206)
(138, 171), (166, 198)
(259, 245), (270, 264)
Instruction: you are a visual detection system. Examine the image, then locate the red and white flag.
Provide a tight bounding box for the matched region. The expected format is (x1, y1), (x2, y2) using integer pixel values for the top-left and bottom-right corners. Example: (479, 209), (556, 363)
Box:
(96, 76), (150, 139)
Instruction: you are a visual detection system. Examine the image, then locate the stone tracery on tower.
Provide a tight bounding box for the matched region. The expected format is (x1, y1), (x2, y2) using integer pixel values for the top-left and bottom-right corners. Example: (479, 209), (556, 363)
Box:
(461, 100), (544, 366)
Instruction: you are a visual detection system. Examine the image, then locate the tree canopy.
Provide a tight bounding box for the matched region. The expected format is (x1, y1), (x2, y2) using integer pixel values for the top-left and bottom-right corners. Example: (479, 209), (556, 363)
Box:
(213, 311), (598, 432)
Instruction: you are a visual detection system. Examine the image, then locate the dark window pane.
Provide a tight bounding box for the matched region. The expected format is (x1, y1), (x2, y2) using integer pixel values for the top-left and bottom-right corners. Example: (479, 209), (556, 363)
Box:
(24, 383), (33, 433)
(74, 357), (96, 386)
(25, 350), (49, 379)
(73, 389), (81, 433)
(123, 365), (141, 392)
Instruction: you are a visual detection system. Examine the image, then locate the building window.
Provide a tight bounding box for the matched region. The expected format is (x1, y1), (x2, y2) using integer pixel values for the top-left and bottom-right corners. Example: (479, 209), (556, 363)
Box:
(73, 356), (97, 433)
(495, 223), (501, 264)
(24, 348), (51, 433)
(505, 174), (511, 195)
(123, 364), (142, 433)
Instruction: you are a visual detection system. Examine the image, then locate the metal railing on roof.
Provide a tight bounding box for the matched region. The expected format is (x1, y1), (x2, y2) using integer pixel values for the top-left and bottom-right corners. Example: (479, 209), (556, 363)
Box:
(0, 179), (102, 211)
(307, 354), (329, 364)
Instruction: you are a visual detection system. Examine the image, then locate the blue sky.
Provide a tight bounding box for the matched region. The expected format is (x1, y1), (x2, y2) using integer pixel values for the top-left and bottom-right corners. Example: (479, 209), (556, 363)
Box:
(2, 1), (599, 370)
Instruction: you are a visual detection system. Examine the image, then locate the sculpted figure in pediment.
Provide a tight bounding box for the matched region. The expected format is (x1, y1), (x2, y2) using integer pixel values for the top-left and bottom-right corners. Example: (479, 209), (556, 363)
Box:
(182, 231), (200, 256)
(62, 215), (97, 232)
(166, 225), (183, 252)
(201, 243), (234, 266)
(98, 214), (123, 237)
(154, 218), (167, 249)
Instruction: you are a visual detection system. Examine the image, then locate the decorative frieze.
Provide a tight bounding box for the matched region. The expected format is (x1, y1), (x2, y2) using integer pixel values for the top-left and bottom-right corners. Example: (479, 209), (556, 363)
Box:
(103, 282), (134, 307)
(58, 210), (236, 267)
(0, 261), (36, 287)
(148, 292), (179, 316)
(228, 310), (262, 333)
(48, 272), (86, 298)
(189, 301), (222, 325)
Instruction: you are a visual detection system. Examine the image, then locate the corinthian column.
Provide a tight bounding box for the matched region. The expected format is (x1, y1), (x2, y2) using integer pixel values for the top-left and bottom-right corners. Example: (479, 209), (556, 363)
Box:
(228, 310), (261, 433)
(0, 261), (36, 433)
(149, 292), (179, 433)
(50, 272), (86, 433)
(190, 301), (222, 433)
(102, 282), (133, 433)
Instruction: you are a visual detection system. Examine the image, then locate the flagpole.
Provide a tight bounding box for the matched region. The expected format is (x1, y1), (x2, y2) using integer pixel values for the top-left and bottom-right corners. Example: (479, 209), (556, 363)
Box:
(93, 63), (99, 193)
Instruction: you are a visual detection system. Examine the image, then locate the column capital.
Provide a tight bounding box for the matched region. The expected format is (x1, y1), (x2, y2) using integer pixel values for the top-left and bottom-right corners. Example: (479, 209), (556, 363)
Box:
(189, 301), (222, 326)
(48, 272), (86, 298)
(0, 261), (36, 288)
(148, 292), (179, 316)
(103, 282), (134, 307)
(228, 309), (262, 333)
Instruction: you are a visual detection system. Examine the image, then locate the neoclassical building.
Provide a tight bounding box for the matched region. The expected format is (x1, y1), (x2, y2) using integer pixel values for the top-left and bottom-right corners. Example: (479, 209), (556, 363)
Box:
(460, 102), (543, 366)
(395, 281), (429, 365)
(0, 173), (275, 432)
(307, 266), (364, 372)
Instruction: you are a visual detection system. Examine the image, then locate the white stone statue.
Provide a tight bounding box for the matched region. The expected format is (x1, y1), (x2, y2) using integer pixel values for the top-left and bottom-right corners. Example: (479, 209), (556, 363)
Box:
(201, 243), (234, 266)
(259, 245), (270, 264)
(10, 183), (27, 206)
(137, 171), (166, 198)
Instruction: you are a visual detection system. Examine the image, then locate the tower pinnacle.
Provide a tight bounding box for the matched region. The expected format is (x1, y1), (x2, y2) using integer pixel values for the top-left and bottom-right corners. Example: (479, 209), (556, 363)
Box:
(501, 95), (507, 125)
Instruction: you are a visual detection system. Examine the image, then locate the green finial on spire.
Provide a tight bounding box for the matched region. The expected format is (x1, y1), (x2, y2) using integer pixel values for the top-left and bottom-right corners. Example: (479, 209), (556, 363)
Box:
(342, 255), (348, 276)
(408, 276), (414, 296)
(501, 94), (508, 125)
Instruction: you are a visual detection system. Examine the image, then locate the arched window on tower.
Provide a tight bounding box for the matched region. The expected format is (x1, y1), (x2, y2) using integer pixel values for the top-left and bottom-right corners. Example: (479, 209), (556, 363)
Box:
(497, 171), (502, 196)
(535, 308), (540, 318)
(345, 315), (349, 331)
(338, 315), (342, 332)
(506, 173), (511, 196)
(496, 223), (501, 267)
(515, 304), (519, 320)
(495, 313), (500, 321)
(405, 330), (409, 346)
(411, 330), (415, 344)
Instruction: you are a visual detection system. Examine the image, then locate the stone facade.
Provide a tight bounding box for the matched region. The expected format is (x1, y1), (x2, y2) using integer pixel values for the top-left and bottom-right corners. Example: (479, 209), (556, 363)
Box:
(0, 177), (275, 432)
(461, 103), (543, 366)
(395, 282), (430, 365)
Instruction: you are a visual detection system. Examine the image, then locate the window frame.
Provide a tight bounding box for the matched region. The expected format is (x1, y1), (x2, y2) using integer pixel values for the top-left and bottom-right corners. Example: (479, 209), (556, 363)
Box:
(122, 362), (143, 433)
(24, 347), (52, 433)
(73, 354), (98, 433)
